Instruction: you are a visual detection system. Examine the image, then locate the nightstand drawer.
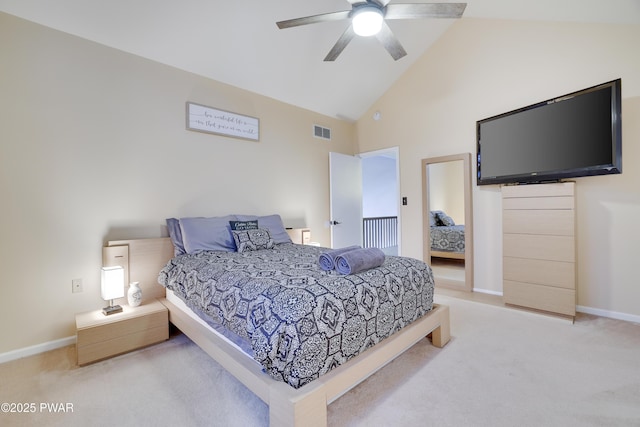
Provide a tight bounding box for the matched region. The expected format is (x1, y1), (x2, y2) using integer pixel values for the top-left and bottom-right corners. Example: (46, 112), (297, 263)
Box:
(77, 310), (167, 346)
(76, 300), (168, 365)
(77, 324), (168, 365)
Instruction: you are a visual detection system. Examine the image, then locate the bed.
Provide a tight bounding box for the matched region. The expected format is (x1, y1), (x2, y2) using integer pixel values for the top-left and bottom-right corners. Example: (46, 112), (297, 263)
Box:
(429, 210), (465, 260)
(103, 214), (450, 427)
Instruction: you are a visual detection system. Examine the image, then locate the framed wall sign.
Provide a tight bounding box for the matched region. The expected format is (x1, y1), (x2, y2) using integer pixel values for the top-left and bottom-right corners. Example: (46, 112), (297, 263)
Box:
(186, 102), (259, 141)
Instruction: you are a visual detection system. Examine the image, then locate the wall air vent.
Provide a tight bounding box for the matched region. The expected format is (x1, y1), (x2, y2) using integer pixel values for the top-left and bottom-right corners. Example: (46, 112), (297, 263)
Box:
(313, 125), (331, 141)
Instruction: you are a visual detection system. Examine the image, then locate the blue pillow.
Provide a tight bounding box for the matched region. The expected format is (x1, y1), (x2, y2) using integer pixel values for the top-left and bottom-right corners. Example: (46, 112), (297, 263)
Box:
(179, 215), (237, 254)
(435, 211), (456, 226)
(166, 218), (186, 256)
(429, 211), (438, 227)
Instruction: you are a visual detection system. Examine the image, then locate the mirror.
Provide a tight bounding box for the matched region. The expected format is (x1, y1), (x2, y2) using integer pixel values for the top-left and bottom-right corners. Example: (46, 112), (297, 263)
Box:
(421, 153), (473, 292)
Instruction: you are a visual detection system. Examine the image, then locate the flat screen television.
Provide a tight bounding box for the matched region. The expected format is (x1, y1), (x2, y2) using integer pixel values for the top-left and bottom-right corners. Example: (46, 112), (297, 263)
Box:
(476, 79), (622, 186)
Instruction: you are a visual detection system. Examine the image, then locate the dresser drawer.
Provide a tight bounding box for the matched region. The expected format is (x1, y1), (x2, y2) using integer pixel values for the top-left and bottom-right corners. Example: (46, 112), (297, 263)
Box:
(504, 280), (576, 316)
(501, 182), (574, 199)
(503, 234), (575, 263)
(504, 257), (575, 289)
(503, 209), (574, 236)
(502, 196), (574, 210)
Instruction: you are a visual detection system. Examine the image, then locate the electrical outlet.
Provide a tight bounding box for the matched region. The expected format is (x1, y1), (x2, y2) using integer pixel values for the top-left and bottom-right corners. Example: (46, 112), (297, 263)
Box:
(72, 278), (83, 293)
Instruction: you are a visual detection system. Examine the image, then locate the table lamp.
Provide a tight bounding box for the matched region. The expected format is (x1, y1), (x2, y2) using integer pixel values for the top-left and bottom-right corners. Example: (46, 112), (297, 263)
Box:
(101, 265), (124, 315)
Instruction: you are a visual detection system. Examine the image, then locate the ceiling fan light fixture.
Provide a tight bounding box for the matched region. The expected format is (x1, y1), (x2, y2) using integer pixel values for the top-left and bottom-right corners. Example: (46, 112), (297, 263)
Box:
(352, 6), (384, 37)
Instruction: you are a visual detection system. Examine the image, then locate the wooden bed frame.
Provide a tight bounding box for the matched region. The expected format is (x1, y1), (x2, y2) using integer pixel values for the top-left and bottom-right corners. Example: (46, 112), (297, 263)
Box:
(431, 249), (465, 260)
(103, 237), (451, 427)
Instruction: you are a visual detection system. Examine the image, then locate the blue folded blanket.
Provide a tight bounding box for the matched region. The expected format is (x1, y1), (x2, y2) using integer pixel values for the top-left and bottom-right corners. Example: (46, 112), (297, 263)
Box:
(335, 247), (386, 275)
(318, 245), (361, 271)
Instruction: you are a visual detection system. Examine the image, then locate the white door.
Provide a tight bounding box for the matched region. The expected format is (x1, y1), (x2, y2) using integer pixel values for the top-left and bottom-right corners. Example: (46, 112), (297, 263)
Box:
(329, 152), (363, 248)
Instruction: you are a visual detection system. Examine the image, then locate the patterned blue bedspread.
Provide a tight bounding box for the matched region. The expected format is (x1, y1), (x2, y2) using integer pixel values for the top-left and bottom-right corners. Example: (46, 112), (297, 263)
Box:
(158, 243), (434, 388)
(430, 225), (465, 253)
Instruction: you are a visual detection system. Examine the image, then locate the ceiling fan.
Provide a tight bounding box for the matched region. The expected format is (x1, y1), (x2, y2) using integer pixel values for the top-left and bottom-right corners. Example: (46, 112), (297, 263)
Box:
(276, 1), (467, 61)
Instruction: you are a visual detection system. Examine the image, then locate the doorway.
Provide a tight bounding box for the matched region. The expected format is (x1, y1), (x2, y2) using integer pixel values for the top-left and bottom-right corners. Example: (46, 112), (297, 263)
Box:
(360, 147), (400, 256)
(329, 148), (400, 255)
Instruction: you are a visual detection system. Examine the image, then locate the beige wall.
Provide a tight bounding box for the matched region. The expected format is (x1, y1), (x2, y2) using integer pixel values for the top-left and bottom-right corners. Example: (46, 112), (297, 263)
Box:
(357, 18), (640, 318)
(0, 13), (356, 354)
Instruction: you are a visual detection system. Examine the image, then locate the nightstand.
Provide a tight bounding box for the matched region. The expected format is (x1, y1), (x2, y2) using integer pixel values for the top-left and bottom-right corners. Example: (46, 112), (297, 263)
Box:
(76, 299), (169, 365)
(286, 228), (311, 245)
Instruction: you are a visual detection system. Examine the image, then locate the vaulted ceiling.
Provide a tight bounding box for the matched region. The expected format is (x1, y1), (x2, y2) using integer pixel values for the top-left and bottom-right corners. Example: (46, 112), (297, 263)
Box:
(1, 0), (638, 121)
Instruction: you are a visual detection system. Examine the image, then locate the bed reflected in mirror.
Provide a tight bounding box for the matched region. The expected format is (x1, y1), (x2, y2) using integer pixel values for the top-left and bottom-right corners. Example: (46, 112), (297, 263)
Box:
(421, 153), (473, 292)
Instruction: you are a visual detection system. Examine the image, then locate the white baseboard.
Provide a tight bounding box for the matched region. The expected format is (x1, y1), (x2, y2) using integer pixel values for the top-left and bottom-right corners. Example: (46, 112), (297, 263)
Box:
(471, 288), (640, 324)
(472, 287), (503, 296)
(0, 336), (76, 364)
(577, 305), (640, 324)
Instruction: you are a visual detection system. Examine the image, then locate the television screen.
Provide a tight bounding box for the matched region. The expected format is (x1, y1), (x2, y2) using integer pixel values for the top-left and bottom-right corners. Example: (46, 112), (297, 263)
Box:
(476, 79), (622, 185)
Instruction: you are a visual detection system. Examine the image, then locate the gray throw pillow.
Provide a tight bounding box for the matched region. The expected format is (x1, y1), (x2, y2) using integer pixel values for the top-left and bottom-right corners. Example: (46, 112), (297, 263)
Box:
(231, 228), (275, 252)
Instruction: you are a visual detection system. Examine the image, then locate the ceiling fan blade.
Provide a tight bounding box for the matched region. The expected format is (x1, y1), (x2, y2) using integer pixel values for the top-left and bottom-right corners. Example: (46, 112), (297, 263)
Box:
(376, 21), (407, 61)
(344, 0), (388, 5)
(385, 3), (467, 20)
(324, 26), (356, 62)
(277, 10), (350, 29)
(347, 0), (392, 5)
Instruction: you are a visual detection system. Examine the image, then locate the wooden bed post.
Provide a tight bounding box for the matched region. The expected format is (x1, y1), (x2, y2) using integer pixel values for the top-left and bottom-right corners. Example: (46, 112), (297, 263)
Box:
(269, 382), (328, 427)
(429, 304), (450, 348)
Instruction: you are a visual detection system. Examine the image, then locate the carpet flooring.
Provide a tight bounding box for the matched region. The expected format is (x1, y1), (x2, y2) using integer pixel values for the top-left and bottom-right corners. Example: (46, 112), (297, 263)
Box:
(1, 294), (639, 427)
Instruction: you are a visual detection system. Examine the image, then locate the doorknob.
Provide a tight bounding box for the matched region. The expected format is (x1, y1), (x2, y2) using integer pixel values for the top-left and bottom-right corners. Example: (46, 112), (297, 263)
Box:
(329, 220), (341, 225)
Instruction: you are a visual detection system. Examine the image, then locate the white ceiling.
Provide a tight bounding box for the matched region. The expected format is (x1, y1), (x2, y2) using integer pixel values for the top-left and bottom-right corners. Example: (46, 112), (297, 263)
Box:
(1, 0), (639, 121)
